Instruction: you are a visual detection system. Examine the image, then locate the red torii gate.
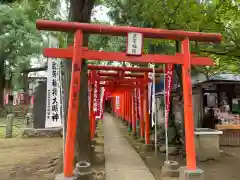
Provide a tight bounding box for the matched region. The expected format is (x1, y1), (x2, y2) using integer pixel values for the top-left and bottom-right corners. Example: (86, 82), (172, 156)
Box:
(88, 68), (152, 140)
(88, 65), (161, 143)
(103, 80), (145, 136)
(36, 19), (221, 177)
(87, 64), (163, 72)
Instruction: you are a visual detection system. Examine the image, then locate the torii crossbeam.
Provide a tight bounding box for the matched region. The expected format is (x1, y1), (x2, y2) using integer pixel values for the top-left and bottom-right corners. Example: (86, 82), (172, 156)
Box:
(36, 19), (222, 178)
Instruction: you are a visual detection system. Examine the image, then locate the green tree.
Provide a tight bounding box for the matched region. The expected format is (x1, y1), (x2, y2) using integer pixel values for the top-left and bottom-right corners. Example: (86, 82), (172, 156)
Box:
(0, 5), (41, 107)
(0, 0), (61, 107)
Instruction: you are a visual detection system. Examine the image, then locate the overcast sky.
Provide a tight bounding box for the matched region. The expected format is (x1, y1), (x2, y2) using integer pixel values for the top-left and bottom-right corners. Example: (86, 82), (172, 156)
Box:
(92, 5), (110, 22)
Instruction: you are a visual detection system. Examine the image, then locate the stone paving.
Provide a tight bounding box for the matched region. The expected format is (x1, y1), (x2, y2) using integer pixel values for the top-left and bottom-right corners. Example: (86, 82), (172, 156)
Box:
(103, 114), (155, 180)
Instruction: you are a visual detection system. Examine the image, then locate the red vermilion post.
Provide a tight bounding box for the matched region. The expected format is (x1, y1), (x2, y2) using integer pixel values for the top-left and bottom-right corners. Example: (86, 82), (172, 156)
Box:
(122, 94), (124, 118)
(116, 95), (119, 116)
(129, 90), (133, 132)
(144, 72), (150, 144)
(64, 30), (83, 177)
(121, 94), (124, 119)
(129, 91), (132, 128)
(89, 71), (96, 141)
(111, 97), (113, 114)
(181, 38), (196, 170)
(124, 92), (126, 121)
(114, 97), (116, 115)
(140, 87), (144, 139)
(132, 90), (136, 135)
(127, 92), (129, 122)
(135, 88), (139, 128)
(125, 92), (128, 123)
(112, 97), (115, 115)
(119, 94), (121, 117)
(129, 91), (131, 126)
(118, 94), (121, 117)
(126, 91), (129, 123)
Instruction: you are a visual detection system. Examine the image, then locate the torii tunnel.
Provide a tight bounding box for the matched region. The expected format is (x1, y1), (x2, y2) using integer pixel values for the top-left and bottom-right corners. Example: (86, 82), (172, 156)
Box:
(36, 19), (222, 178)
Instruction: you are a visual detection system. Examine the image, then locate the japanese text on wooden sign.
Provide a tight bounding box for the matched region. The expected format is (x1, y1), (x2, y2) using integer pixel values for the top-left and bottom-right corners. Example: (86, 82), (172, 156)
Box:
(164, 64), (174, 128)
(99, 87), (105, 119)
(45, 35), (62, 128)
(126, 32), (143, 56)
(93, 72), (100, 117)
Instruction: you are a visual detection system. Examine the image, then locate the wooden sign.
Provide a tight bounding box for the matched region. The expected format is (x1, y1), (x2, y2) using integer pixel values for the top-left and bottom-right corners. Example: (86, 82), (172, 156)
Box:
(126, 32), (143, 56)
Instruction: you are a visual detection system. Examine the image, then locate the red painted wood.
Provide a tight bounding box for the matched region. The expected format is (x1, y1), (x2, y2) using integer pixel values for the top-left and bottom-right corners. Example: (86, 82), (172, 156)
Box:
(36, 20), (222, 42)
(44, 48), (215, 66)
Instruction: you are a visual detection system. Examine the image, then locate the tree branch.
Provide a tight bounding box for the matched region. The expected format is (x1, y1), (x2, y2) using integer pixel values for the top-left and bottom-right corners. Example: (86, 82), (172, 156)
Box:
(200, 49), (240, 57)
(21, 66), (47, 73)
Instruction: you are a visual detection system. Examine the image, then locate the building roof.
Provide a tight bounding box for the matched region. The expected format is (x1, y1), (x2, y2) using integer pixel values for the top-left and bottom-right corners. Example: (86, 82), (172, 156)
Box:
(192, 73), (240, 86)
(155, 73), (240, 95)
(208, 73), (240, 81)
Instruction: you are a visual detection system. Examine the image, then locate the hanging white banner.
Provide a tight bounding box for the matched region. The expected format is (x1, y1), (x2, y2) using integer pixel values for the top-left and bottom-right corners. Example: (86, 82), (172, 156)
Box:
(45, 36), (62, 128)
(99, 87), (105, 119)
(148, 81), (152, 113)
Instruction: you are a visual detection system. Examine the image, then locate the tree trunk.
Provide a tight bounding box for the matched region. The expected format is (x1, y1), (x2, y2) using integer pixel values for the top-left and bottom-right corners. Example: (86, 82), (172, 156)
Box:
(174, 41), (185, 147)
(64, 0), (95, 163)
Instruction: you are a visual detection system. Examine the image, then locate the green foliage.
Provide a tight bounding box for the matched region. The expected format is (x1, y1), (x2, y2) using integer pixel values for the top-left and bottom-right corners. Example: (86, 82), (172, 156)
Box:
(99, 0), (240, 74)
(0, 0), (62, 90)
(0, 5), (41, 89)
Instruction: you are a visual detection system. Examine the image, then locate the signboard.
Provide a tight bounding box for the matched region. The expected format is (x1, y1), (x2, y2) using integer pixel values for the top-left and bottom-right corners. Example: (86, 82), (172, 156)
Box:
(99, 87), (106, 119)
(148, 81), (152, 113)
(134, 88), (139, 120)
(93, 76), (101, 117)
(45, 36), (62, 128)
(116, 96), (120, 110)
(137, 88), (141, 119)
(126, 32), (143, 56)
(164, 64), (174, 128)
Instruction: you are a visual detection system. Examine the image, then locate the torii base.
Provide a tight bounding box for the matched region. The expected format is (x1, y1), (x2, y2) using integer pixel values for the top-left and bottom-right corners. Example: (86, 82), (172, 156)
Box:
(142, 144), (153, 152)
(55, 173), (75, 180)
(161, 160), (180, 178)
(179, 167), (204, 180)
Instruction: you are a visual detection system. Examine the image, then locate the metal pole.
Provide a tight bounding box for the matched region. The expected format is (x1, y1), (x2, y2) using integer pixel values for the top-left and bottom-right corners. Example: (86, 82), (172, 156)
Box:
(164, 64), (169, 161)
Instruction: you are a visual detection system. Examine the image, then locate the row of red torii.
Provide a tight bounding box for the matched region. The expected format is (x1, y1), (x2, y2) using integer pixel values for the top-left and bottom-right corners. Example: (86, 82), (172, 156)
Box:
(36, 19), (222, 178)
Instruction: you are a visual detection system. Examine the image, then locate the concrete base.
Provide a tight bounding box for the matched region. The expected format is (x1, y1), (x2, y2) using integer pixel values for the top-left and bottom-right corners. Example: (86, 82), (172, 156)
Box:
(91, 140), (96, 145)
(179, 167), (204, 180)
(142, 144), (153, 152)
(195, 132), (221, 161)
(55, 173), (75, 180)
(74, 161), (92, 180)
(161, 161), (180, 178)
(136, 137), (145, 143)
(132, 132), (137, 139)
(136, 138), (143, 143)
(161, 167), (179, 177)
